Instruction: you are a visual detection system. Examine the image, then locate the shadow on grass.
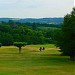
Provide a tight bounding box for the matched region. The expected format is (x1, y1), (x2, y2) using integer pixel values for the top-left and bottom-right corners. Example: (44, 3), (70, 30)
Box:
(30, 50), (40, 52)
(0, 52), (71, 62)
(0, 52), (20, 54)
(35, 53), (71, 61)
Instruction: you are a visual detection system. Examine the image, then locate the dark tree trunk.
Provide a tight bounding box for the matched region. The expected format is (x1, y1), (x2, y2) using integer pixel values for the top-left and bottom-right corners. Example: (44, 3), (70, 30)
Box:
(19, 47), (21, 54)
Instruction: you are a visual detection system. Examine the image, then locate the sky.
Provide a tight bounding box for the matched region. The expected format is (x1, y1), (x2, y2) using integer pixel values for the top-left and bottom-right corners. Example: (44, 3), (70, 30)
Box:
(0, 0), (74, 18)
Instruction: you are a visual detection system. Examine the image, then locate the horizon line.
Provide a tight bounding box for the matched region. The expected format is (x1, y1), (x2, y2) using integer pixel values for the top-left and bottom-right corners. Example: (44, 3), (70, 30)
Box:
(0, 17), (64, 19)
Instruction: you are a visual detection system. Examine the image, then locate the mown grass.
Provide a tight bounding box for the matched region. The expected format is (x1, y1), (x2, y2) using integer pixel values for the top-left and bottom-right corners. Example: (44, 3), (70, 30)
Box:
(0, 44), (74, 75)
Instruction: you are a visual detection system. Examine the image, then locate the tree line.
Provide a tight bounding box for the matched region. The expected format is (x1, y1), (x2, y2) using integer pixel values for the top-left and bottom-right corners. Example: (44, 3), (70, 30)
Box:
(0, 20), (60, 46)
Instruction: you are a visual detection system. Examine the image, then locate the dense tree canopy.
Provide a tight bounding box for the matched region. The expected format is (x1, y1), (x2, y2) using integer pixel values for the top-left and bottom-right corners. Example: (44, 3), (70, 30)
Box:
(0, 20), (60, 46)
(56, 8), (75, 60)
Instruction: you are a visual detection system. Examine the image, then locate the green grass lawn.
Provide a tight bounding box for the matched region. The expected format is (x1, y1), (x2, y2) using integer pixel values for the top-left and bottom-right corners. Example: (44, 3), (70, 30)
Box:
(0, 44), (74, 75)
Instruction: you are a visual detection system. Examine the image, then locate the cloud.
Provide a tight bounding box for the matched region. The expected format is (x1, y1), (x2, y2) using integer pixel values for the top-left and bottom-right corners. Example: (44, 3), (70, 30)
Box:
(0, 0), (74, 18)
(0, 0), (18, 4)
(74, 0), (75, 6)
(16, 0), (42, 8)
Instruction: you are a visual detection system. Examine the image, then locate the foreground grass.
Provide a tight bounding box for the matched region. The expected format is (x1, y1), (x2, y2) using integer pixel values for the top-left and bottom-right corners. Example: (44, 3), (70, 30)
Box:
(0, 44), (74, 75)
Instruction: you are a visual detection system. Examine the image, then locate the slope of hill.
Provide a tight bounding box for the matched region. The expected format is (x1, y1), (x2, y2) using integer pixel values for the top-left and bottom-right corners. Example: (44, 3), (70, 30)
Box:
(0, 18), (64, 24)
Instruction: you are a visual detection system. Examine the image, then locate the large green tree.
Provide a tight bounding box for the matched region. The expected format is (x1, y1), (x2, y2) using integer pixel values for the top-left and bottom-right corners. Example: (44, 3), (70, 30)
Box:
(56, 8), (75, 60)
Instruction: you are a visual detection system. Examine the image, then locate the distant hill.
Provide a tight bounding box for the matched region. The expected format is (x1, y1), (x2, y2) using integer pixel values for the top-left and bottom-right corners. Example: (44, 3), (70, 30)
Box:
(0, 18), (64, 24)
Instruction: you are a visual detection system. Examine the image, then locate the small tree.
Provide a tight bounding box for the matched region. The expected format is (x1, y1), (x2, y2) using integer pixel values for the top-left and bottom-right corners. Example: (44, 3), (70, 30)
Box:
(13, 42), (27, 54)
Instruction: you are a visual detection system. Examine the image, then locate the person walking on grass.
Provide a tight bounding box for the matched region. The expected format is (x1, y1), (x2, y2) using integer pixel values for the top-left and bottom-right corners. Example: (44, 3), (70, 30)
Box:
(39, 47), (42, 51)
(42, 47), (45, 50)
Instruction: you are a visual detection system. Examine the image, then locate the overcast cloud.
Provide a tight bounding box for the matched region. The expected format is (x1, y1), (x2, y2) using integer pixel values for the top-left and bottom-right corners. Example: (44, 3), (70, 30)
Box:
(0, 0), (74, 18)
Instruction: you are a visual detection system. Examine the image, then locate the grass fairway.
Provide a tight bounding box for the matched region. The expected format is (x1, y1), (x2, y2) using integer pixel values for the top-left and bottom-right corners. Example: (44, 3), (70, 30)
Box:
(0, 44), (74, 75)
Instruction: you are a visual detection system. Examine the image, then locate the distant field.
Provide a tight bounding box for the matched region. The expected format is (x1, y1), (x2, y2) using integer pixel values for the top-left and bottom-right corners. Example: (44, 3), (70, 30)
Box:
(38, 27), (59, 30)
(0, 44), (74, 75)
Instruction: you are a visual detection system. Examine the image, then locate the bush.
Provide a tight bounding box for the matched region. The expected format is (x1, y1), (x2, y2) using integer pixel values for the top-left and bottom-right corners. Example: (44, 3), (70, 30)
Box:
(13, 42), (27, 47)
